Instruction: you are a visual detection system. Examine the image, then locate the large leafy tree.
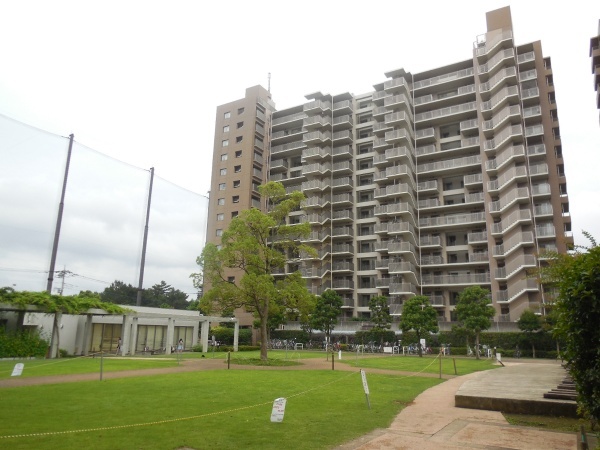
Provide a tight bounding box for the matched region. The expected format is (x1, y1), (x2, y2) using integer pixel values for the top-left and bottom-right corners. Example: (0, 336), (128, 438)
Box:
(539, 233), (600, 426)
(311, 289), (343, 347)
(192, 182), (314, 361)
(518, 309), (542, 358)
(399, 295), (438, 357)
(455, 286), (495, 360)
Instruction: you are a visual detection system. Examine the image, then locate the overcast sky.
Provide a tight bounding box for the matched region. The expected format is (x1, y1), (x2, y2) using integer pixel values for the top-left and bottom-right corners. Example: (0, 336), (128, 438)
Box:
(1, 1), (599, 298)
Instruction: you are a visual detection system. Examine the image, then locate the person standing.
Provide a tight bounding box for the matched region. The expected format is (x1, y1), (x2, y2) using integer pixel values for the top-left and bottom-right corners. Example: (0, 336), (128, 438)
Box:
(116, 337), (122, 356)
(177, 338), (184, 354)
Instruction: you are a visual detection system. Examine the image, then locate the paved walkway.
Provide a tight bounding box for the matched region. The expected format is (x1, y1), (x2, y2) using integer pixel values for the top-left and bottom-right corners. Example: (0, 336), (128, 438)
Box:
(338, 360), (578, 450)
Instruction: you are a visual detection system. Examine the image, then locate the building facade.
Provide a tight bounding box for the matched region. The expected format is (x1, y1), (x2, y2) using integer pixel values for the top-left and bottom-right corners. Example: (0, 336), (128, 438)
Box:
(207, 7), (572, 327)
(591, 20), (600, 123)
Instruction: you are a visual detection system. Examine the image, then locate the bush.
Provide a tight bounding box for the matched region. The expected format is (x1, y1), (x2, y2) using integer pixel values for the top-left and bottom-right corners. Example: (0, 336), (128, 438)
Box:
(209, 326), (253, 345)
(270, 330), (311, 342)
(0, 329), (49, 358)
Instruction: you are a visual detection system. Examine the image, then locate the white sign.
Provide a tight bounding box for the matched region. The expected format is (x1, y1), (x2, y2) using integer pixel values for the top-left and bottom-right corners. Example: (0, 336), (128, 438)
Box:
(11, 363), (24, 377)
(496, 353), (502, 362)
(383, 346), (393, 354)
(360, 369), (370, 395)
(270, 398), (287, 423)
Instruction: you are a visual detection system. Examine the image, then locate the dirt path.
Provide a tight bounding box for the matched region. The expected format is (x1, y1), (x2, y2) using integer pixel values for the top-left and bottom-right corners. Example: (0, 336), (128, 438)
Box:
(0, 355), (451, 388)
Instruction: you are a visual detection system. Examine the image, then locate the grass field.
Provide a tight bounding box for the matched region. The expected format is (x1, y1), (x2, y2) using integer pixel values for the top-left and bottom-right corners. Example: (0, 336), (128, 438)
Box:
(344, 353), (498, 376)
(0, 369), (442, 449)
(0, 356), (179, 379)
(0, 350), (499, 379)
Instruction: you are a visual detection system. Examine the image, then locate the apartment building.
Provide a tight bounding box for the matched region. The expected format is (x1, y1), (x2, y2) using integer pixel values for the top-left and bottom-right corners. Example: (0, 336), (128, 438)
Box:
(591, 20), (600, 123)
(207, 6), (572, 327)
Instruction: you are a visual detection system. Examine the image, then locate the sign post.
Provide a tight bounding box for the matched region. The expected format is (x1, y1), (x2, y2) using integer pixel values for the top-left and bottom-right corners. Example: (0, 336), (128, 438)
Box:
(11, 363), (24, 377)
(360, 369), (371, 409)
(270, 398), (287, 423)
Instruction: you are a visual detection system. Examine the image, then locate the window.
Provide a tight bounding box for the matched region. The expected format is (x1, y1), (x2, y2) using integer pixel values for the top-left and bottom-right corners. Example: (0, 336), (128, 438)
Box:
(221, 154), (228, 161)
(220, 168), (227, 176)
(216, 244), (222, 250)
(231, 211), (238, 218)
(234, 165), (241, 173)
(237, 121), (244, 129)
(227, 276), (235, 283)
(216, 229), (223, 237)
(232, 195), (240, 203)
(233, 180), (241, 188)
(217, 198), (225, 205)
(224, 112), (231, 119)
(218, 183), (226, 191)
(223, 125), (230, 133)
(235, 150), (242, 158)
(222, 139), (229, 147)
(236, 136), (243, 143)
(237, 107), (244, 115)
(217, 213), (224, 221)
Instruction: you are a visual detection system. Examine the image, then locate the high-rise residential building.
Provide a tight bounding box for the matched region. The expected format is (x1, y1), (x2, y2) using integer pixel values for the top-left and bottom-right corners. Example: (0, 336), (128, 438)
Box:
(207, 6), (572, 329)
(591, 20), (600, 123)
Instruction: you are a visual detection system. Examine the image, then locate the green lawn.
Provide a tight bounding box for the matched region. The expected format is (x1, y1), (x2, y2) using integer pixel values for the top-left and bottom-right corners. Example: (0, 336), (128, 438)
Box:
(0, 369), (442, 449)
(0, 356), (178, 379)
(344, 353), (499, 376)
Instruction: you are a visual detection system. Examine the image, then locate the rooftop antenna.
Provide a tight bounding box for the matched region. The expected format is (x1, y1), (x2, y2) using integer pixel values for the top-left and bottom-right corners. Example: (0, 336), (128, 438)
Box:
(268, 72), (271, 93)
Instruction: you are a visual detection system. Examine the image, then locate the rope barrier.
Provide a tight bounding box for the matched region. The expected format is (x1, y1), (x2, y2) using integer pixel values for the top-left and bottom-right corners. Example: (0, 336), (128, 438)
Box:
(0, 368), (359, 440)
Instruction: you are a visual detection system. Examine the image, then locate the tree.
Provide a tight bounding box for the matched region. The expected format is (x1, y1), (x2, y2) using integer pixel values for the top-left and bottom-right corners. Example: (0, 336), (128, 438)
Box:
(455, 286), (495, 360)
(369, 295), (392, 344)
(399, 296), (438, 357)
(539, 232), (600, 426)
(518, 309), (542, 358)
(369, 295), (391, 331)
(192, 182), (314, 361)
(311, 289), (343, 348)
(100, 280), (190, 309)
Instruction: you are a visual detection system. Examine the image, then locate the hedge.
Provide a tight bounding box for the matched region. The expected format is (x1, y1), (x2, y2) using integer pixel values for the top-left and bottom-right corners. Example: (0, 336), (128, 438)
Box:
(0, 329), (49, 358)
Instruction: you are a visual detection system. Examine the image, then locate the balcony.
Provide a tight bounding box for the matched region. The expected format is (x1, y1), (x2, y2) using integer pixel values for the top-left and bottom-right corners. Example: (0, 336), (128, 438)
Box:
(333, 130), (353, 144)
(417, 155), (481, 175)
(414, 101), (477, 124)
(485, 145), (525, 173)
(419, 212), (486, 228)
(385, 128), (413, 144)
(302, 147), (331, 161)
(332, 145), (353, 159)
(420, 235), (442, 247)
(303, 100), (331, 115)
(303, 131), (331, 145)
(468, 231), (487, 244)
(488, 186), (530, 214)
(272, 112), (306, 128)
(421, 272), (491, 286)
(374, 183), (413, 200)
(487, 165), (527, 192)
(271, 140), (306, 156)
(333, 100), (353, 115)
(303, 116), (331, 130)
(491, 210), (532, 236)
(384, 77), (410, 93)
(492, 231), (535, 257)
(413, 68), (474, 90)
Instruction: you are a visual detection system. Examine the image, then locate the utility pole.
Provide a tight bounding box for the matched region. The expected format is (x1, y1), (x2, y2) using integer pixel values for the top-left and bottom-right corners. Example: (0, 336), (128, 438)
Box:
(47, 134), (74, 294)
(136, 168), (154, 306)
